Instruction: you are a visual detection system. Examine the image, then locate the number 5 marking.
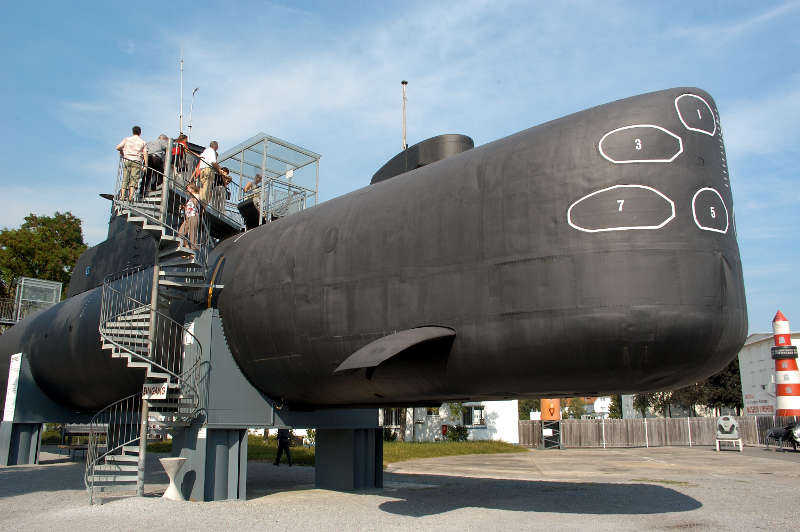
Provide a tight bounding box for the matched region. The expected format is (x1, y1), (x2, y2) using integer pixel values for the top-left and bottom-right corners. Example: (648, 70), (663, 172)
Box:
(617, 199), (624, 211)
(710, 206), (716, 218)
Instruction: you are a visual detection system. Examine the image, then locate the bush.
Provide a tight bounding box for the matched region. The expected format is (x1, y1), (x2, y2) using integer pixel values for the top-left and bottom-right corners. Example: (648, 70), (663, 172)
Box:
(383, 427), (398, 441)
(41, 430), (61, 445)
(445, 425), (469, 442)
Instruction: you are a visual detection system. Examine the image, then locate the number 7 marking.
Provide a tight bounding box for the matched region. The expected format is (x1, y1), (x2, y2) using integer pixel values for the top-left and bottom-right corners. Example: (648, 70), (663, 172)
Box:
(617, 199), (624, 211)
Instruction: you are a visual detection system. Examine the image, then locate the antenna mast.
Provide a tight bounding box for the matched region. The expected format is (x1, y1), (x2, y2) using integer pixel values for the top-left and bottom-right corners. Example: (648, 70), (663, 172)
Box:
(401, 80), (408, 150)
(179, 53), (184, 134)
(188, 87), (199, 140)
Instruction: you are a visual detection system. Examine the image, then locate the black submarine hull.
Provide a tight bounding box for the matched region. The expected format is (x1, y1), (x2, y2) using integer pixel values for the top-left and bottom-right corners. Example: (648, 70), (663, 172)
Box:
(217, 87), (747, 407)
(0, 87), (747, 412)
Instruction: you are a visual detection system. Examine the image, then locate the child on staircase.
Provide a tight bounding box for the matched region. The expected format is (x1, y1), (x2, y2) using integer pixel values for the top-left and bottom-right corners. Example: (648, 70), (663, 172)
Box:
(178, 184), (202, 252)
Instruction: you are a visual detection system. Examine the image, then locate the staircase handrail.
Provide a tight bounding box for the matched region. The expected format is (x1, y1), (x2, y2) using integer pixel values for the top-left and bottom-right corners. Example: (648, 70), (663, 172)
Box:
(83, 391), (142, 500)
(100, 272), (205, 391)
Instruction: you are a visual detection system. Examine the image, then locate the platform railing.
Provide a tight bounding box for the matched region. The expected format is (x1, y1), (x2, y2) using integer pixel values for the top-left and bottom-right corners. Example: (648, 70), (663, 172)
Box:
(112, 155), (216, 267)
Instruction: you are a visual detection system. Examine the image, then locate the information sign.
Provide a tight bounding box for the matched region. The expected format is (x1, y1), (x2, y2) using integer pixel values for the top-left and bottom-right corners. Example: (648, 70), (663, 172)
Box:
(143, 382), (168, 400)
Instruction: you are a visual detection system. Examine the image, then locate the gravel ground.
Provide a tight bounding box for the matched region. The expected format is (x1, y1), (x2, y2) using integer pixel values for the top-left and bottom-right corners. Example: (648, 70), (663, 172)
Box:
(0, 445), (798, 531)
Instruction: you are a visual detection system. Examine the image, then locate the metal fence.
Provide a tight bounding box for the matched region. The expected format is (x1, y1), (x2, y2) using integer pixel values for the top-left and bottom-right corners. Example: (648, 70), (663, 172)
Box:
(519, 416), (800, 448)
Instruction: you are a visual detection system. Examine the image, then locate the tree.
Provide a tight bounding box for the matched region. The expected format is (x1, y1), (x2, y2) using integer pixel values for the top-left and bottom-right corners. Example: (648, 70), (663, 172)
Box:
(608, 394), (623, 419)
(0, 212), (86, 299)
(565, 398), (587, 419)
(633, 393), (651, 417)
(650, 391), (674, 417)
(671, 383), (707, 417)
(518, 398), (541, 420)
(447, 402), (464, 424)
(703, 358), (743, 415)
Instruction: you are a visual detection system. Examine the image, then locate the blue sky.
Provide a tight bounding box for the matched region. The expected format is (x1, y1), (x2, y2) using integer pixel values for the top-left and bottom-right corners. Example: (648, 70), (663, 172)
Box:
(0, 1), (798, 333)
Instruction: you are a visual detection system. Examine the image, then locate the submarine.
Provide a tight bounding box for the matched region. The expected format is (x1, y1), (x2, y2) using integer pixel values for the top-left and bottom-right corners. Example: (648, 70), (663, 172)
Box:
(0, 87), (747, 413)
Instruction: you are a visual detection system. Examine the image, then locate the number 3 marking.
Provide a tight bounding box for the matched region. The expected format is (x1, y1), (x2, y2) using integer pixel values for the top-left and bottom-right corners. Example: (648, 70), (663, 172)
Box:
(634, 138), (642, 150)
(617, 199), (624, 211)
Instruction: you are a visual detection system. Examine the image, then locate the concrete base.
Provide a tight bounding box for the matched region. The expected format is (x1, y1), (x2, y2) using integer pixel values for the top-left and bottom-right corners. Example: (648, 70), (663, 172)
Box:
(171, 424), (248, 502)
(0, 421), (42, 466)
(315, 428), (383, 490)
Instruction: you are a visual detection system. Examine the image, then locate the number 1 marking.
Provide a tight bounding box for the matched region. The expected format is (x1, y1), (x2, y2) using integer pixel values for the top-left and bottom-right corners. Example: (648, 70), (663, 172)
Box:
(697, 109), (702, 119)
(617, 199), (624, 211)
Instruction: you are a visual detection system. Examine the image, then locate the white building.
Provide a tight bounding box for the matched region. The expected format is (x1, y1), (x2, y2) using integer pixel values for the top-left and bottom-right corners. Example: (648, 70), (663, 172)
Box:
(381, 400), (520, 443)
(738, 332), (800, 415)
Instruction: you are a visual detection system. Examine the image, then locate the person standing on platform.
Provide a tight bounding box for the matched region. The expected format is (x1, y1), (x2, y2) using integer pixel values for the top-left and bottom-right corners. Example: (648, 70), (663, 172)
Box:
(274, 428), (292, 466)
(142, 134), (169, 194)
(116, 126), (148, 201)
(178, 184), (202, 252)
(173, 134), (189, 182)
(198, 141), (221, 203)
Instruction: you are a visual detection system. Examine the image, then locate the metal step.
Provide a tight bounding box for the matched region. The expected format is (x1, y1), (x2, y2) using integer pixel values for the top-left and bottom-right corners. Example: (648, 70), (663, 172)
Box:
(103, 335), (150, 345)
(159, 257), (202, 268)
(95, 463), (138, 472)
(122, 445), (140, 454)
(158, 246), (195, 260)
(160, 269), (205, 278)
(102, 321), (150, 329)
(113, 310), (151, 321)
(150, 419), (192, 428)
(94, 484), (138, 493)
(89, 474), (138, 484)
(106, 454), (139, 464)
(159, 279), (208, 288)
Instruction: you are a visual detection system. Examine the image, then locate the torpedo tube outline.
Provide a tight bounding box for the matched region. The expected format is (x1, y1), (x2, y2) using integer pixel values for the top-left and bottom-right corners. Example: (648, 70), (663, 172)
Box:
(771, 310), (800, 417)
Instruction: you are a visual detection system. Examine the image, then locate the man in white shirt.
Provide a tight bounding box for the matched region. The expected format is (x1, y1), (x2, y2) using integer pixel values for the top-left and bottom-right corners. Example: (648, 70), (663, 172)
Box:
(198, 141), (221, 203)
(115, 126), (148, 201)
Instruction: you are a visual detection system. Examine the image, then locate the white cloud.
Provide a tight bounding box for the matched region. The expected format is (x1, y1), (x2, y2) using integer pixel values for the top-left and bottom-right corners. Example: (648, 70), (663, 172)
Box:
(668, 1), (800, 44)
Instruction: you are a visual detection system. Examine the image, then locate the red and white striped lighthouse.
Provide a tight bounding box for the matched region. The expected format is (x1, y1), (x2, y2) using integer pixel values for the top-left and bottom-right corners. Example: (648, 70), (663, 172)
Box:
(771, 310), (800, 416)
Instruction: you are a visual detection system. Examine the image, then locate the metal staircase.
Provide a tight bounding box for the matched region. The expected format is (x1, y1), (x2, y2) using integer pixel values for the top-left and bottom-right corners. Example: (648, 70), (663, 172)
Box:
(85, 155), (213, 503)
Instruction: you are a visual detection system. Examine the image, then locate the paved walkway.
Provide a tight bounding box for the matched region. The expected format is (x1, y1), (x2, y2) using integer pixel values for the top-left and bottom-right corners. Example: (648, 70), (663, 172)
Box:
(0, 445), (798, 530)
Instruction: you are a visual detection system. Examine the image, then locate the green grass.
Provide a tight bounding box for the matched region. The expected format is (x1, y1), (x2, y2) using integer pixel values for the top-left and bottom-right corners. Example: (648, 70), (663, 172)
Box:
(383, 440), (526, 465)
(145, 436), (525, 467)
(247, 435), (316, 466)
(146, 439), (173, 453)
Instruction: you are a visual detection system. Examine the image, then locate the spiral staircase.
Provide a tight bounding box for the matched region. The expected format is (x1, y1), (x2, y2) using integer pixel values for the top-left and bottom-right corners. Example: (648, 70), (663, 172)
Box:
(84, 159), (216, 504)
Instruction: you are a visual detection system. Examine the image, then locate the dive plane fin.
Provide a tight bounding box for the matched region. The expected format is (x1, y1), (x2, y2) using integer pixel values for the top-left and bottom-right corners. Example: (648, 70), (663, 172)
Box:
(334, 326), (456, 374)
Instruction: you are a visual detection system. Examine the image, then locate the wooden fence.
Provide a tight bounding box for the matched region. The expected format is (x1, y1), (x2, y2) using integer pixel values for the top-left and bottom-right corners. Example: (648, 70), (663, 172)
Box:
(519, 416), (799, 448)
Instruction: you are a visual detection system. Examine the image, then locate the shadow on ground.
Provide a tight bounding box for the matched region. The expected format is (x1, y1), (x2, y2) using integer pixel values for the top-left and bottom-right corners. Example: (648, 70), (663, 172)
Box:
(376, 473), (702, 517)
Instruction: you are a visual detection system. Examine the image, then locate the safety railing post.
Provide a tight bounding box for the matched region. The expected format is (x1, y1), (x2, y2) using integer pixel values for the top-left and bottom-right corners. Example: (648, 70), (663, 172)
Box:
(687, 416), (692, 447)
(136, 397), (149, 497)
(644, 418), (649, 448)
